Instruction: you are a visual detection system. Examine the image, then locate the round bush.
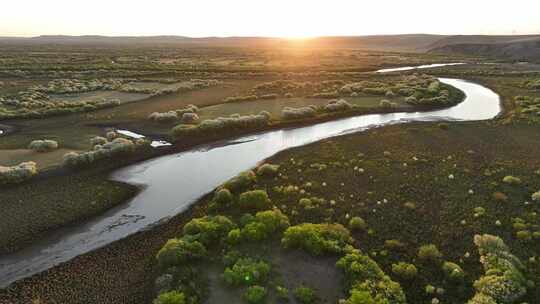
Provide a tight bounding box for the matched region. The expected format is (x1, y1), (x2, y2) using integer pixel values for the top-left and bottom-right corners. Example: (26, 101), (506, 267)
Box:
(294, 286), (317, 304)
(442, 261), (465, 281)
(214, 188), (233, 207)
(28, 139), (58, 152)
(348, 217), (367, 231)
(153, 291), (186, 304)
(418, 244), (442, 261)
(238, 190), (272, 210)
(243, 286), (267, 304)
(257, 163), (279, 176)
(392, 262), (418, 280)
(181, 112), (199, 124)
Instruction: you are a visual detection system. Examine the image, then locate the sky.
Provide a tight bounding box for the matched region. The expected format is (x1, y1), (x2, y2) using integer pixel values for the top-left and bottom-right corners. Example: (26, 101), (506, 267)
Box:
(1, 0), (539, 38)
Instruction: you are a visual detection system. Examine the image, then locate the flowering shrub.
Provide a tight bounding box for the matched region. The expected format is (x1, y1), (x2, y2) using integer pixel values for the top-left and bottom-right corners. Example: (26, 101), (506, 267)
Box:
(62, 137), (142, 168)
(324, 99), (352, 112)
(149, 111), (178, 123)
(281, 106), (317, 120)
(467, 234), (527, 303)
(502, 175), (521, 185)
(0, 161), (38, 185)
(172, 113), (269, 137)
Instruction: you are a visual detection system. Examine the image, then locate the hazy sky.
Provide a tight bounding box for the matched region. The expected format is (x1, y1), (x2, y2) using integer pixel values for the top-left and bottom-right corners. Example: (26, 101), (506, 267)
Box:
(1, 0), (539, 37)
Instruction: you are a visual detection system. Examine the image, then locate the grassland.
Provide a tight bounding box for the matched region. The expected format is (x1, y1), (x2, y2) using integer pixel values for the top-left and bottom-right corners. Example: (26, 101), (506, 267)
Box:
(3, 118), (540, 304)
(1, 43), (540, 304)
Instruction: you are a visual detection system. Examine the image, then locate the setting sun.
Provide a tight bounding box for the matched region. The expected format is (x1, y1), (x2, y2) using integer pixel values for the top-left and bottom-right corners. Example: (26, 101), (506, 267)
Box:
(1, 0), (539, 37)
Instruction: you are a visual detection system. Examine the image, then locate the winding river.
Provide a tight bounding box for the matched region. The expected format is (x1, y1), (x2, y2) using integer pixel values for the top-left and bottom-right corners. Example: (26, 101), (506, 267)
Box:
(0, 67), (501, 288)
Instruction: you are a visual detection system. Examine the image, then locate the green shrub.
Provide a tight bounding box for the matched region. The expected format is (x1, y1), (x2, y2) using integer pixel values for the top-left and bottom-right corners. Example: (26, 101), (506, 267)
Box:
(275, 286), (289, 300)
(222, 170), (257, 193)
(391, 262), (418, 280)
(213, 188), (233, 207)
(348, 217), (367, 231)
(281, 223), (352, 255)
(257, 163), (280, 176)
(238, 190), (272, 210)
(294, 286), (317, 304)
(153, 291), (186, 304)
(418, 244), (442, 262)
(384, 239), (406, 251)
(516, 230), (532, 241)
(227, 228), (242, 244)
(223, 258), (271, 286)
(243, 285), (267, 304)
(442, 261), (465, 281)
(241, 209), (290, 241)
(183, 215), (236, 245)
(155, 238), (206, 268)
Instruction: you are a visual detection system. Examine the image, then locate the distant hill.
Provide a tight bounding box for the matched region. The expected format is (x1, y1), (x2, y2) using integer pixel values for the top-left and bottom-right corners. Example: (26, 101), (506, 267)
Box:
(0, 34), (446, 51)
(427, 35), (540, 62)
(1, 34), (539, 62)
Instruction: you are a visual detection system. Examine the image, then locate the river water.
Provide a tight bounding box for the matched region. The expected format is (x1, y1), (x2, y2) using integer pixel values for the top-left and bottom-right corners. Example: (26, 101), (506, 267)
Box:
(0, 70), (500, 288)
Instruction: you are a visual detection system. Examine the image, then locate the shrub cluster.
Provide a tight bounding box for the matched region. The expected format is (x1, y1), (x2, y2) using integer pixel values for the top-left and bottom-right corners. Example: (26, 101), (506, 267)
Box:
(281, 223), (352, 255)
(391, 262), (418, 280)
(243, 285), (267, 304)
(281, 106), (317, 120)
(182, 215), (237, 246)
(28, 139), (59, 152)
(237, 209), (290, 242)
(149, 111), (178, 123)
(172, 113), (269, 138)
(337, 250), (406, 303)
(467, 234), (527, 303)
(0, 161), (38, 185)
(155, 238), (207, 269)
(62, 137), (145, 168)
(324, 99), (352, 112)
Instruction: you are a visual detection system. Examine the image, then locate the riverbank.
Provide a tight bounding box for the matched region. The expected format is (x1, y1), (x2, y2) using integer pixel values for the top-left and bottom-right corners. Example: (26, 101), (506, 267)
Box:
(2, 120), (539, 303)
